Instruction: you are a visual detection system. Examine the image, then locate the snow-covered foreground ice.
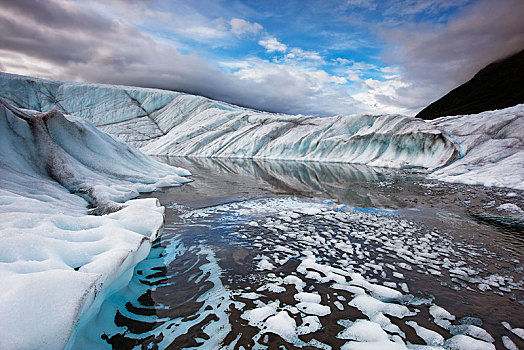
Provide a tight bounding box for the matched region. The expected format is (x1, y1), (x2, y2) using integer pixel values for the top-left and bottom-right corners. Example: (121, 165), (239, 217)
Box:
(2, 72), (522, 189)
(0, 101), (190, 349)
(75, 158), (524, 349)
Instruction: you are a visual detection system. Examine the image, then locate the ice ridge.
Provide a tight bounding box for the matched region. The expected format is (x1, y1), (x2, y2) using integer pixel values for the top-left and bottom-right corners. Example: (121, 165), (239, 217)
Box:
(0, 99), (190, 349)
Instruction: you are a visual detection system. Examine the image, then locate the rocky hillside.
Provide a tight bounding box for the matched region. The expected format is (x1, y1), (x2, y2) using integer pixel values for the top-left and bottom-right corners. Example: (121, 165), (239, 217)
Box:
(416, 49), (524, 120)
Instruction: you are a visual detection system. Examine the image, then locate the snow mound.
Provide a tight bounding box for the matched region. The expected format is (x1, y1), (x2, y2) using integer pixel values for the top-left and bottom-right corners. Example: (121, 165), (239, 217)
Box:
(0, 100), (190, 349)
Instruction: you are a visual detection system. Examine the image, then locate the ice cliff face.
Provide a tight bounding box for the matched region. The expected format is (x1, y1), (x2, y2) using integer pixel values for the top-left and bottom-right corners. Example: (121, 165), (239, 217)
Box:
(0, 100), (190, 349)
(0, 72), (460, 170)
(429, 105), (524, 190)
(1, 72), (522, 189)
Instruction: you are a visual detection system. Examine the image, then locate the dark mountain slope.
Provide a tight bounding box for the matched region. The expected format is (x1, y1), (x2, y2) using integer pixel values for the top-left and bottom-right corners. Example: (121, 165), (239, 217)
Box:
(416, 49), (524, 120)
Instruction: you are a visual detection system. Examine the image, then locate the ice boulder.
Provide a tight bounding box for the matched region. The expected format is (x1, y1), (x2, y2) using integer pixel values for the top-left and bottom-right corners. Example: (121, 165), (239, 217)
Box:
(0, 99), (190, 349)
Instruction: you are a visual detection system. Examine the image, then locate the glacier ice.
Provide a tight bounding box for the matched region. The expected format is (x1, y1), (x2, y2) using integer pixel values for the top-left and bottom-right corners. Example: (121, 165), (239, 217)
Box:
(1, 72), (523, 189)
(0, 100), (190, 349)
(429, 105), (524, 190)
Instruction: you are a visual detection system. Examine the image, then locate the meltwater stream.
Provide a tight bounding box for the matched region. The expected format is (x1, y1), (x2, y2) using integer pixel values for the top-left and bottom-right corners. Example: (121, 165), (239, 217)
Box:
(73, 158), (524, 349)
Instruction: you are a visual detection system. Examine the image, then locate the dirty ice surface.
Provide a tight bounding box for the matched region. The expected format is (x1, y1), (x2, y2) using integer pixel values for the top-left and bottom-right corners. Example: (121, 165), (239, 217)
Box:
(74, 157), (524, 349)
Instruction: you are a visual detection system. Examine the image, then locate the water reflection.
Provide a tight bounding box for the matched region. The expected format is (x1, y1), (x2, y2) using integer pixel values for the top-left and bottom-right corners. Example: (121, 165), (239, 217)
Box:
(73, 157), (523, 349)
(150, 156), (426, 210)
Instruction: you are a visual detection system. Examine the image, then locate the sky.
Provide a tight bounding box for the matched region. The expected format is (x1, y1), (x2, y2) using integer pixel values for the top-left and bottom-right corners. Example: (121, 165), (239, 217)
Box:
(0, 0), (523, 117)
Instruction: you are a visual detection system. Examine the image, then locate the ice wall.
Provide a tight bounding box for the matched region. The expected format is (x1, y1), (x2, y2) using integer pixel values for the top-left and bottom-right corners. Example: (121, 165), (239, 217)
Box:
(0, 100), (190, 349)
(1, 72), (522, 189)
(0, 72), (460, 170)
(429, 105), (524, 190)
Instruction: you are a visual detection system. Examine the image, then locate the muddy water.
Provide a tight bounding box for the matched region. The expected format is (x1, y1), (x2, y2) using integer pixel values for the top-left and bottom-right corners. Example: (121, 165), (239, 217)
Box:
(74, 157), (524, 349)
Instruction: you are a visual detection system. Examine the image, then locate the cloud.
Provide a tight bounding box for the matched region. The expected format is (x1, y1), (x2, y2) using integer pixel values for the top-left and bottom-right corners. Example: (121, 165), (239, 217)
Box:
(258, 36), (287, 53)
(382, 0), (471, 17)
(0, 0), (367, 117)
(3, 0), (521, 117)
(285, 48), (323, 62)
(370, 0), (524, 114)
(230, 18), (262, 36)
(340, 0), (377, 10)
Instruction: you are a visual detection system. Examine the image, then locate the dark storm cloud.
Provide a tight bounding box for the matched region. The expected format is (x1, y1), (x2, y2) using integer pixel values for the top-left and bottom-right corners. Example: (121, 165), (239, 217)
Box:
(380, 0), (524, 111)
(0, 0), (363, 116)
(0, 0), (113, 32)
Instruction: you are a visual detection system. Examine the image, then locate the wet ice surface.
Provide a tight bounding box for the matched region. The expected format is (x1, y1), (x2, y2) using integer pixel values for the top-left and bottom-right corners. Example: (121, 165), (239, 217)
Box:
(75, 158), (524, 349)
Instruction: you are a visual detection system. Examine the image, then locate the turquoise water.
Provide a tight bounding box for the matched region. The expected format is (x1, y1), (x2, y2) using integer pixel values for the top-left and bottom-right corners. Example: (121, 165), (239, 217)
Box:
(72, 158), (524, 349)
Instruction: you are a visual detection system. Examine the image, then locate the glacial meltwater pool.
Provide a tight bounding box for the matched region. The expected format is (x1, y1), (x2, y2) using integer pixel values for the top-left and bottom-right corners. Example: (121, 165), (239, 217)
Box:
(72, 157), (524, 349)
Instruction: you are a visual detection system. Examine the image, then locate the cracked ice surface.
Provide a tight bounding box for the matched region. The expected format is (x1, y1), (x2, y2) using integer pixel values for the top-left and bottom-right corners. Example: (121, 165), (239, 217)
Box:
(0, 101), (190, 349)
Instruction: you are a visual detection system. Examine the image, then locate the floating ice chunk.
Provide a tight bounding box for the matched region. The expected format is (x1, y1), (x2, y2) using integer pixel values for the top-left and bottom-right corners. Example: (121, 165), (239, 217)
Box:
(502, 336), (519, 350)
(283, 275), (305, 292)
(247, 221), (259, 227)
(332, 283), (366, 296)
(392, 272), (405, 279)
(478, 283), (491, 291)
(338, 320), (406, 350)
(406, 320), (444, 346)
(429, 305), (455, 320)
(297, 207), (323, 215)
(296, 302), (331, 316)
(349, 294), (415, 319)
(502, 321), (512, 331)
(242, 303), (277, 324)
(450, 325), (494, 343)
(348, 273), (403, 300)
(257, 283), (286, 293)
(383, 282), (397, 289)
(239, 292), (263, 300)
(265, 311), (297, 341)
(338, 319), (389, 341)
(334, 301), (344, 310)
(511, 328), (524, 341)
(497, 203), (523, 213)
(445, 334), (495, 350)
(257, 257), (276, 271)
(297, 316), (322, 335)
(397, 263), (412, 270)
(294, 292), (322, 304)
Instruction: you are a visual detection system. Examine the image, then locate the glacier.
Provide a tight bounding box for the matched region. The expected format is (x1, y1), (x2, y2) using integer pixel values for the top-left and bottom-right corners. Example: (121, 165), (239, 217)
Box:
(429, 105), (524, 190)
(0, 71), (522, 349)
(1, 72), (522, 189)
(0, 100), (190, 349)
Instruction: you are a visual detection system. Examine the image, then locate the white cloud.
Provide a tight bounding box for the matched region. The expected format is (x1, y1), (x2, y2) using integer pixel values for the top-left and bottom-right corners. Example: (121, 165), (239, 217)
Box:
(0, 0), (368, 117)
(230, 18), (263, 36)
(285, 48), (323, 62)
(258, 36), (287, 53)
